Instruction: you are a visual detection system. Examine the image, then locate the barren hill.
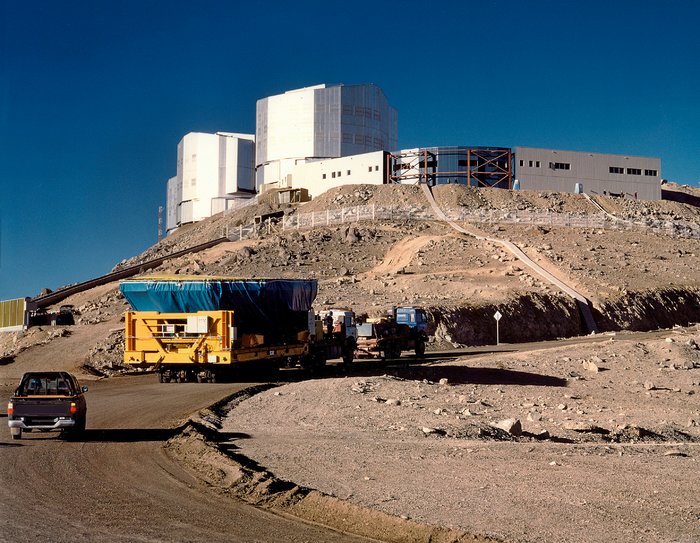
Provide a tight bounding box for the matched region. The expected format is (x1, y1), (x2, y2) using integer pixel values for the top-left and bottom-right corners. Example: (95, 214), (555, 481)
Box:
(2, 183), (699, 375)
(119, 183), (700, 343)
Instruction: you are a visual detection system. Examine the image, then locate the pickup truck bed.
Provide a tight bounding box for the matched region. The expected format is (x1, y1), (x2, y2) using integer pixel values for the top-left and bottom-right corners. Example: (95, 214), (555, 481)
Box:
(7, 372), (88, 440)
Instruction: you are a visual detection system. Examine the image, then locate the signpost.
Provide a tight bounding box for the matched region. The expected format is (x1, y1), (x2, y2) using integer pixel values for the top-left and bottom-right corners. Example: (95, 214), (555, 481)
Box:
(493, 310), (502, 345)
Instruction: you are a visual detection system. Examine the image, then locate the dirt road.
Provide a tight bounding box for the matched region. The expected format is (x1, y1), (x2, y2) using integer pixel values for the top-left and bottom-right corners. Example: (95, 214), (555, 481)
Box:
(0, 375), (371, 543)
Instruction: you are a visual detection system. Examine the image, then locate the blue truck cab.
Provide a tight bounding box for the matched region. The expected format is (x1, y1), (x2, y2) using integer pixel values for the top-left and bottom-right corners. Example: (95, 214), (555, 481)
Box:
(394, 307), (429, 334)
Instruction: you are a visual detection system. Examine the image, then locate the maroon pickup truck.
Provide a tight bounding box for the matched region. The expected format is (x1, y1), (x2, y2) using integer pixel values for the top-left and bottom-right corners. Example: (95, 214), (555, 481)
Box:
(7, 372), (88, 440)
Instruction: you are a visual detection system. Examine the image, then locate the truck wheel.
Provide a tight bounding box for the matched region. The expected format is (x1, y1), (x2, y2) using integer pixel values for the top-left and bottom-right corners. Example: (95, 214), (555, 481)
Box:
(72, 416), (86, 436)
(415, 340), (426, 357)
(10, 428), (21, 440)
(383, 344), (399, 360)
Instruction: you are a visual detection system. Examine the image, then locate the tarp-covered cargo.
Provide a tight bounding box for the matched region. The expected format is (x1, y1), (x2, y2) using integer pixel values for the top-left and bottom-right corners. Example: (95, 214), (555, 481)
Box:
(120, 277), (317, 334)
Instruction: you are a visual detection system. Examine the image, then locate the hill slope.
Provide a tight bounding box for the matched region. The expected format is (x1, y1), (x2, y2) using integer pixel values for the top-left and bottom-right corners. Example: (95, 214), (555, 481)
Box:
(2, 183), (700, 375)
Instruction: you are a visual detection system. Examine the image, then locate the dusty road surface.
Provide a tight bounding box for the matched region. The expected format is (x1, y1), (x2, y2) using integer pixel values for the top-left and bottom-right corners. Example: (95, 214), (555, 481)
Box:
(0, 375), (373, 543)
(226, 327), (700, 543)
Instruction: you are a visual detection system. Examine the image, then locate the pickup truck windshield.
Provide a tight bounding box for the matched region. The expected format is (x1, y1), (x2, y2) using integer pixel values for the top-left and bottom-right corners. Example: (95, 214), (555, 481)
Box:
(16, 375), (76, 396)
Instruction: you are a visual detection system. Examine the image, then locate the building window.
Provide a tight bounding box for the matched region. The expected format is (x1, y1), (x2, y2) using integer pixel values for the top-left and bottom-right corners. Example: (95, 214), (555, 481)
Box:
(354, 135), (364, 144)
(368, 166), (372, 172)
(373, 110), (381, 121)
(550, 162), (571, 170)
(609, 166), (624, 174)
(347, 170), (351, 176)
(322, 174), (326, 179)
(645, 169), (658, 176)
(342, 133), (353, 144)
(332, 172), (336, 178)
(536, 161), (540, 167)
(375, 165), (379, 171)
(337, 171), (341, 177)
(519, 160), (524, 167)
(191, 178), (196, 186)
(627, 168), (641, 175)
(528, 160), (533, 167)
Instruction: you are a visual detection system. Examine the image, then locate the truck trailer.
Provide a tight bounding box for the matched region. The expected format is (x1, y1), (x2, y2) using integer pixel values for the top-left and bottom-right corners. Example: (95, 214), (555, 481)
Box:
(121, 277), (356, 382)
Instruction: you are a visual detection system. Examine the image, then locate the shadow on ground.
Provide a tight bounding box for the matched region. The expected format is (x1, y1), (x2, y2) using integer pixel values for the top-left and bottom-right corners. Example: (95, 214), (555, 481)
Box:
(67, 427), (185, 442)
(386, 365), (568, 387)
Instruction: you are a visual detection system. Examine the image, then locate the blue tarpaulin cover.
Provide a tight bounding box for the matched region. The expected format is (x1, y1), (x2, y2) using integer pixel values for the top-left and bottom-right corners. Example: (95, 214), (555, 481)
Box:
(119, 278), (317, 330)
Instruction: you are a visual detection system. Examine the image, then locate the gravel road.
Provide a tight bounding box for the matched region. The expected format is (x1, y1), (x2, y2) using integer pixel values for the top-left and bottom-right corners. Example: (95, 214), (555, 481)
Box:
(0, 375), (372, 543)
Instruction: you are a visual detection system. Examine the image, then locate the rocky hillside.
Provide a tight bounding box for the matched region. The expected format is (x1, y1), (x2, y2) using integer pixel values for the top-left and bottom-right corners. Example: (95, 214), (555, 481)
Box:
(3, 183), (699, 375)
(121, 183), (700, 341)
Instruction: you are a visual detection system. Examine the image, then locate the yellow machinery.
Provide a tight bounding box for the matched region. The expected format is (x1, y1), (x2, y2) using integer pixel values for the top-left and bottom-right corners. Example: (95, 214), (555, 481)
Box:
(120, 278), (352, 383)
(124, 310), (234, 365)
(124, 309), (313, 382)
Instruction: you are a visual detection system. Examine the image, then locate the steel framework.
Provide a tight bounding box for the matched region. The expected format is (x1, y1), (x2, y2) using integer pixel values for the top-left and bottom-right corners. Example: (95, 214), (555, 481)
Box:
(389, 147), (512, 188)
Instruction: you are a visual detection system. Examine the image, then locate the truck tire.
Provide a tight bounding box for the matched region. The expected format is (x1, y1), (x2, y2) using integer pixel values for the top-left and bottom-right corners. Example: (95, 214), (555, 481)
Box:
(342, 339), (355, 367)
(74, 416), (86, 435)
(381, 343), (399, 361)
(10, 428), (21, 440)
(415, 339), (426, 357)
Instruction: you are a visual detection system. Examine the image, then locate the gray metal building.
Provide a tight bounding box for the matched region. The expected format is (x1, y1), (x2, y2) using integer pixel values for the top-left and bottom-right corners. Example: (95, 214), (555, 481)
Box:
(514, 147), (661, 200)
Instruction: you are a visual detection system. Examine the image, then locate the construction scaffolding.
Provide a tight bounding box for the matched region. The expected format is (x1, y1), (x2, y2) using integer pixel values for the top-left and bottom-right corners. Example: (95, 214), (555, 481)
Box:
(389, 146), (512, 188)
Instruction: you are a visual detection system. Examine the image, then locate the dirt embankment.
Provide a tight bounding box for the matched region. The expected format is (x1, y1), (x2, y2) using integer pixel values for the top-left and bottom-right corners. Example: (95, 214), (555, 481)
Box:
(129, 183), (700, 346)
(219, 326), (700, 543)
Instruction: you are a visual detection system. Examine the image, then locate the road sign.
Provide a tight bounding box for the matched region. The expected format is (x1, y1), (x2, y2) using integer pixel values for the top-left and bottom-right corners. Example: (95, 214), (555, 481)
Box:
(493, 311), (502, 345)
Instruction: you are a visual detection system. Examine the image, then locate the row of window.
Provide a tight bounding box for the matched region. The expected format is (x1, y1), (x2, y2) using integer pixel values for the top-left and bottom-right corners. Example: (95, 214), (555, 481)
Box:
(321, 165), (380, 180)
(340, 133), (384, 147)
(341, 105), (382, 121)
(609, 167), (657, 176)
(518, 159), (569, 170)
(519, 159), (657, 177)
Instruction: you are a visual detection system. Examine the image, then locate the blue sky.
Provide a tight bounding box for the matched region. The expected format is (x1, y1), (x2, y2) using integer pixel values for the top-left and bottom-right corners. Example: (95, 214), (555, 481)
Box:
(1, 0), (699, 300)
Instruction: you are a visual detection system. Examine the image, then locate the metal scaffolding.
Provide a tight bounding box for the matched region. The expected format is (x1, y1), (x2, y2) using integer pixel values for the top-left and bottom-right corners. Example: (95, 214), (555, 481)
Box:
(389, 147), (512, 188)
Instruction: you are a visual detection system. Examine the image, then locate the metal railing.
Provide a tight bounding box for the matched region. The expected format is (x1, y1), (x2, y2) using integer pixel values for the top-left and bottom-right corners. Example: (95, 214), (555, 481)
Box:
(280, 204), (609, 231)
(274, 203), (700, 240)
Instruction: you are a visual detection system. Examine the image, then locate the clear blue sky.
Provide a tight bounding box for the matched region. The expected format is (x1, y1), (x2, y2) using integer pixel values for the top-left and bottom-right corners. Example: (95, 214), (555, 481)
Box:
(1, 0), (699, 300)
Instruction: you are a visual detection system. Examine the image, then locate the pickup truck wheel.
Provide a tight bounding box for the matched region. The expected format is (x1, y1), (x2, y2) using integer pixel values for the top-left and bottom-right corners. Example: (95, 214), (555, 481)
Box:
(415, 340), (426, 357)
(10, 428), (21, 440)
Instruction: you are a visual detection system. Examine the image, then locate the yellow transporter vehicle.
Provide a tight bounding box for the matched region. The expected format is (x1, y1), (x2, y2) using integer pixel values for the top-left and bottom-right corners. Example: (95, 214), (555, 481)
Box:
(121, 277), (355, 383)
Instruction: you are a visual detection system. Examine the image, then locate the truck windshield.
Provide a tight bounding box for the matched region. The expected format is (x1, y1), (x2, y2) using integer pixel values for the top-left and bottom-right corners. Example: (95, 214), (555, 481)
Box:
(17, 375), (75, 396)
